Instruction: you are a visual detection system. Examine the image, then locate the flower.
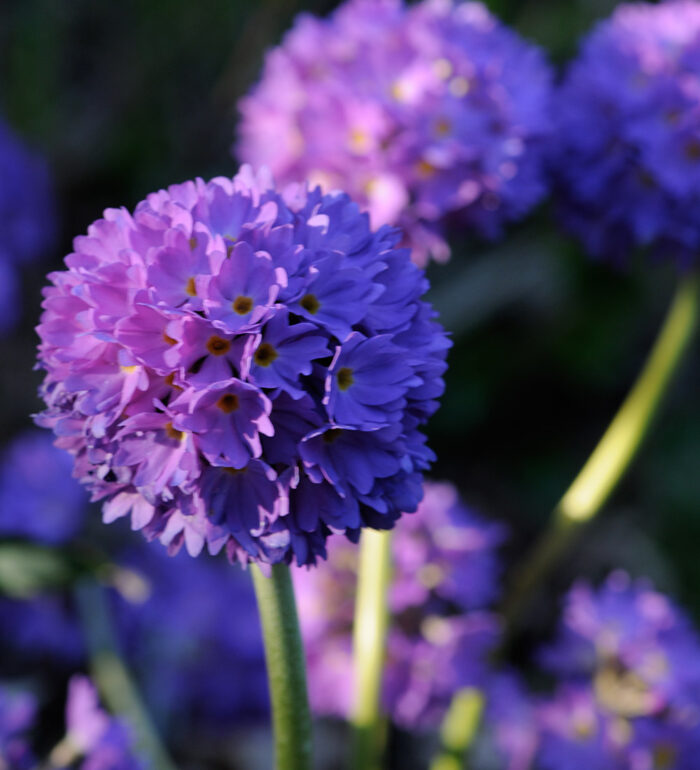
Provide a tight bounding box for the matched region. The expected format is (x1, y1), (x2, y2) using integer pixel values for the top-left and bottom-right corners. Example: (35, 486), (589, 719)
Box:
(479, 673), (538, 770)
(540, 571), (700, 715)
(0, 684), (36, 770)
(551, 0), (700, 264)
(35, 166), (448, 566)
(292, 481), (502, 727)
(65, 676), (145, 770)
(237, 0), (553, 265)
(533, 572), (700, 768)
(0, 430), (87, 544)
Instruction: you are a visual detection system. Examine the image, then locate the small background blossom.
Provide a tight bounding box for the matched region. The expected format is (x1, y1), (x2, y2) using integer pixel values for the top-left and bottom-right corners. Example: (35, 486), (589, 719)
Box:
(237, 0), (553, 265)
(551, 0), (700, 264)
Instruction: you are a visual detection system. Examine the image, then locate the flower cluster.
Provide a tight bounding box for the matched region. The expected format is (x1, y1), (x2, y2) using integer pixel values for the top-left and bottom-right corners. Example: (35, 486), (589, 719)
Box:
(63, 676), (145, 770)
(0, 117), (55, 333)
(535, 572), (700, 769)
(552, 0), (700, 264)
(237, 0), (552, 265)
(293, 481), (504, 728)
(35, 166), (448, 566)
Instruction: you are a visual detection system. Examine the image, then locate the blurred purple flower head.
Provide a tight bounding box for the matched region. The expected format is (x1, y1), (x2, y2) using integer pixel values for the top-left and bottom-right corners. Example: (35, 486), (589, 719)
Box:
(0, 684), (36, 770)
(541, 571), (700, 716)
(0, 430), (87, 544)
(536, 685), (619, 770)
(479, 673), (538, 770)
(35, 166), (448, 567)
(552, 0), (700, 264)
(65, 676), (145, 770)
(533, 572), (700, 768)
(293, 481), (503, 728)
(237, 0), (553, 266)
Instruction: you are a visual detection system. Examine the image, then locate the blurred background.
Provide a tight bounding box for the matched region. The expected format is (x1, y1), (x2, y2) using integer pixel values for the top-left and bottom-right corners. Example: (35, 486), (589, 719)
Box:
(1, 0), (698, 767)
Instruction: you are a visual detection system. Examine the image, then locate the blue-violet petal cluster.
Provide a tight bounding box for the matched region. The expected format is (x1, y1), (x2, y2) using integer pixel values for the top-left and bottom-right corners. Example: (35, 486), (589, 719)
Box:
(552, 0), (700, 264)
(237, 0), (552, 265)
(536, 572), (700, 769)
(35, 166), (448, 566)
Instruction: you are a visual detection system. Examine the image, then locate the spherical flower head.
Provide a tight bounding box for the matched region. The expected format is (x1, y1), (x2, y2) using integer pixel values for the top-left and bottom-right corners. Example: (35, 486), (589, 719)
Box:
(0, 430), (87, 544)
(0, 684), (36, 770)
(292, 480), (502, 728)
(540, 571), (700, 717)
(35, 165), (448, 567)
(237, 0), (553, 266)
(552, 0), (700, 265)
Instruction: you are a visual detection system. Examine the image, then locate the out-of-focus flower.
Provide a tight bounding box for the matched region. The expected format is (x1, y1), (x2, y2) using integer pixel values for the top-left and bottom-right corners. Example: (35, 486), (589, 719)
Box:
(0, 430), (87, 544)
(65, 676), (145, 770)
(0, 684), (36, 770)
(540, 571), (700, 715)
(536, 685), (619, 770)
(293, 481), (503, 728)
(237, 0), (552, 265)
(0, 117), (55, 333)
(478, 673), (538, 770)
(533, 572), (700, 768)
(35, 165), (448, 567)
(552, 0), (700, 264)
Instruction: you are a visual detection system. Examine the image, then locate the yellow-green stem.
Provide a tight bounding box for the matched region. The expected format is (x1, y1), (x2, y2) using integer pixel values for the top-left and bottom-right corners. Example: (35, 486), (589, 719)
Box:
(251, 563), (312, 770)
(351, 528), (392, 770)
(502, 273), (699, 628)
(429, 688), (484, 770)
(74, 580), (177, 770)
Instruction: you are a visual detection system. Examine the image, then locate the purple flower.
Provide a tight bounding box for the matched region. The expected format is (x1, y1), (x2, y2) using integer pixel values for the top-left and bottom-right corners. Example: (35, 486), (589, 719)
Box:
(537, 685), (619, 770)
(528, 572), (700, 769)
(35, 166), (448, 566)
(480, 673), (538, 770)
(540, 571), (700, 716)
(65, 676), (145, 770)
(0, 430), (87, 544)
(237, 0), (553, 265)
(0, 684), (36, 770)
(551, 0), (700, 264)
(292, 481), (502, 727)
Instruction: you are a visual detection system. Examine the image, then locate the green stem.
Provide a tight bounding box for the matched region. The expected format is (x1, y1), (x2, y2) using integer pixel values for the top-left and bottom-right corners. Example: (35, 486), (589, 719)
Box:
(251, 563), (312, 770)
(502, 273), (699, 628)
(351, 528), (392, 770)
(74, 580), (177, 770)
(429, 688), (484, 770)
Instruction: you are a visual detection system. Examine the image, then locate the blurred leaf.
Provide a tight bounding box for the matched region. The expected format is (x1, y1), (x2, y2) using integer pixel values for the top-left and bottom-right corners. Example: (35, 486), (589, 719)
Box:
(0, 542), (76, 597)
